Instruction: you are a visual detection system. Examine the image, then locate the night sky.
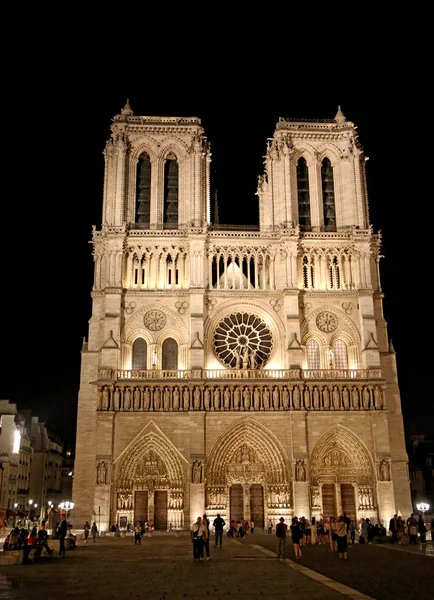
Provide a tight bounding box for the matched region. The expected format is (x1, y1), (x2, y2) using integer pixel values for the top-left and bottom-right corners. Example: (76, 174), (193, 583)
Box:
(1, 71), (429, 449)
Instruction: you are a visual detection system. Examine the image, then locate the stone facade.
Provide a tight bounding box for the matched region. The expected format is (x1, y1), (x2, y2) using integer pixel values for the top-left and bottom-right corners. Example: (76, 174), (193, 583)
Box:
(72, 103), (412, 531)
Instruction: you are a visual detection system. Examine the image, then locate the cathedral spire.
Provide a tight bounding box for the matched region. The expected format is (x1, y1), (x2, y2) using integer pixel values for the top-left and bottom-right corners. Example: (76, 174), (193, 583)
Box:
(335, 105), (346, 125)
(121, 99), (134, 116)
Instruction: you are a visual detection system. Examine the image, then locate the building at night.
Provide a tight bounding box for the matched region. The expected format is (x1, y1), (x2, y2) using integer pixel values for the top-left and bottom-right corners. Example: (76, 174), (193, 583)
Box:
(72, 103), (412, 531)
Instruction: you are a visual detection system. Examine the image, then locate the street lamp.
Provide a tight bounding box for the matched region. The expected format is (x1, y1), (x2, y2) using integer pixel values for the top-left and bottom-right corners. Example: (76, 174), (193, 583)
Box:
(416, 502), (430, 517)
(59, 501), (75, 522)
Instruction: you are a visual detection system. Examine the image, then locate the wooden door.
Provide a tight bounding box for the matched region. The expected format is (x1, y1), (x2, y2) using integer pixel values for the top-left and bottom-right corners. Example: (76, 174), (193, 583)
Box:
(230, 484), (243, 522)
(154, 491), (168, 530)
(321, 484), (336, 518)
(340, 484), (356, 521)
(250, 484), (264, 528)
(134, 491), (148, 524)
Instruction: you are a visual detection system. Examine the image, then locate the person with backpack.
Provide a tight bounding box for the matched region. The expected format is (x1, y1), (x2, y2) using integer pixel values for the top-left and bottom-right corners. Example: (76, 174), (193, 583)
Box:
(275, 517), (287, 558)
(190, 516), (205, 562)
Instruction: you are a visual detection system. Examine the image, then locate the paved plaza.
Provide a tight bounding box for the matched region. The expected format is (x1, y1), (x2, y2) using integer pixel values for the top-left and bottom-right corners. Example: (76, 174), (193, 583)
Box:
(0, 530), (432, 600)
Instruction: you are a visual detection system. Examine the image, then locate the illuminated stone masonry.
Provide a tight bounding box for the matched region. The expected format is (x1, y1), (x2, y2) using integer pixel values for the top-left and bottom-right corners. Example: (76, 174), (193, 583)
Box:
(73, 104), (411, 534)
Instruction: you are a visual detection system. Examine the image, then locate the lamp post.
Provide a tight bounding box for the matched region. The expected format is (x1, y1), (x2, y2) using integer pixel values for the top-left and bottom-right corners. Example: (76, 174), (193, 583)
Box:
(59, 501), (75, 522)
(416, 502), (429, 518)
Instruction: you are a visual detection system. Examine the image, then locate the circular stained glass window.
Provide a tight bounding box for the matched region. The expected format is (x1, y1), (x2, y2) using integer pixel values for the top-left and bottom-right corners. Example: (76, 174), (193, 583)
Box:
(213, 312), (273, 369)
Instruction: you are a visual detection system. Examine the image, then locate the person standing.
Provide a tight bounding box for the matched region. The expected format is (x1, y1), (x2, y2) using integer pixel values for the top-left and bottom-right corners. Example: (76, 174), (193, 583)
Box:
(336, 515), (348, 559)
(267, 519), (273, 535)
(290, 516), (303, 559)
(407, 513), (418, 544)
(389, 514), (398, 543)
(191, 516), (205, 562)
(58, 515), (68, 558)
(83, 521), (90, 543)
(276, 517), (287, 558)
(213, 513), (226, 548)
(417, 514), (426, 544)
(134, 522), (142, 545)
(360, 518), (368, 545)
(202, 514), (211, 560)
(250, 520), (255, 534)
(91, 521), (98, 542)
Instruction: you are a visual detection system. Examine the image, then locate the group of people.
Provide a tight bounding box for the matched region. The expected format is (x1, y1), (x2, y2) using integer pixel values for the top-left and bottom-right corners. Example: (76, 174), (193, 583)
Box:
(132, 520), (154, 544)
(388, 513), (431, 544)
(190, 513), (226, 561)
(83, 521), (98, 543)
(4, 520), (58, 562)
(226, 519), (254, 538)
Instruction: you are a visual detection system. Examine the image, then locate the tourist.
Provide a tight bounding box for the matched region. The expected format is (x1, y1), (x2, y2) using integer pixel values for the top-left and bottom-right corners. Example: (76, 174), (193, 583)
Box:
(250, 519), (255, 534)
(304, 519), (312, 544)
(329, 516), (338, 552)
(58, 514), (68, 558)
(83, 521), (90, 542)
(336, 515), (348, 559)
(267, 519), (273, 535)
(202, 514), (211, 560)
(349, 520), (356, 544)
(290, 516), (303, 559)
(389, 513), (398, 543)
(276, 517), (287, 558)
(213, 513), (226, 548)
(417, 514), (426, 544)
(37, 522), (53, 556)
(396, 516), (404, 543)
(91, 521), (98, 542)
(134, 522), (142, 545)
(191, 516), (205, 562)
(360, 518), (368, 545)
(407, 513), (418, 544)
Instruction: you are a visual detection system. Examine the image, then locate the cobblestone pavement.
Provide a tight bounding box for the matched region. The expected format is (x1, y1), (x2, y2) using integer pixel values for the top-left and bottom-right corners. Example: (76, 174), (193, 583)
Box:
(0, 531), (432, 600)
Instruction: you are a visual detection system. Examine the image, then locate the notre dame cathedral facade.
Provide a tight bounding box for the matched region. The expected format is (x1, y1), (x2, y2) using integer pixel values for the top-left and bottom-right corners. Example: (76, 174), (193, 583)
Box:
(72, 102), (411, 531)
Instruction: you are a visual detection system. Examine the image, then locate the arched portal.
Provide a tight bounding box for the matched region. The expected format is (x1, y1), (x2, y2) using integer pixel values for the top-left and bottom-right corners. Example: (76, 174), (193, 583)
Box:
(309, 425), (376, 522)
(206, 417), (292, 527)
(115, 431), (185, 530)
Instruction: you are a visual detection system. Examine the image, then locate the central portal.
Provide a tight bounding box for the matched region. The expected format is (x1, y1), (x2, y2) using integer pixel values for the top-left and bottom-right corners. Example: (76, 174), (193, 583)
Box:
(230, 484), (243, 522)
(250, 484), (264, 528)
(154, 490), (168, 530)
(134, 491), (148, 524)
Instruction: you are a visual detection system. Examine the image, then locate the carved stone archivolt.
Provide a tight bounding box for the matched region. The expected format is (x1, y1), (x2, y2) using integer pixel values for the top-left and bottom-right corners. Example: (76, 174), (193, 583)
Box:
(115, 431), (184, 492)
(310, 425), (375, 487)
(206, 417), (291, 495)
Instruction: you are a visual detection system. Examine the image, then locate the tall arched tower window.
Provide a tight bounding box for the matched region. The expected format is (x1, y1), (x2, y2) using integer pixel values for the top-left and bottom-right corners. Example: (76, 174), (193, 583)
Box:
(136, 153), (151, 226)
(162, 338), (178, 370)
(307, 340), (320, 369)
(333, 339), (348, 369)
(297, 157), (311, 231)
(321, 158), (336, 231)
(132, 338), (147, 370)
(163, 153), (179, 228)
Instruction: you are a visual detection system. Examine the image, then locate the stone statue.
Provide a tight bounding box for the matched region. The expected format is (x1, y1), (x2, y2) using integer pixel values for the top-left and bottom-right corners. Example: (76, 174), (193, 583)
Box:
(143, 387), (151, 410)
(97, 461), (108, 485)
(323, 386), (330, 409)
(234, 349), (241, 369)
(380, 459), (390, 481)
(204, 388), (211, 410)
(192, 460), (202, 484)
(352, 387), (359, 409)
(242, 346), (250, 369)
(342, 387), (350, 409)
(233, 387), (240, 410)
(263, 387), (270, 410)
(114, 387), (121, 410)
(273, 387), (279, 409)
(173, 387), (180, 410)
(153, 387), (161, 410)
(183, 387), (190, 410)
(332, 386), (340, 410)
(224, 387), (231, 410)
(303, 387), (310, 409)
(194, 386), (201, 410)
(164, 387), (171, 410)
(213, 387), (220, 410)
(133, 387), (141, 410)
(296, 459), (306, 482)
(243, 387), (251, 410)
(254, 387), (261, 410)
(124, 387), (131, 410)
(363, 386), (370, 409)
(293, 386), (300, 409)
(249, 350), (257, 369)
(101, 387), (110, 410)
(374, 386), (382, 408)
(313, 387), (320, 409)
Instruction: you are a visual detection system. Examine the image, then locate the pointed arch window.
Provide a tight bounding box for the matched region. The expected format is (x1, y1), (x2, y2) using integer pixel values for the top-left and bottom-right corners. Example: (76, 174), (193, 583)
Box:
(297, 157), (311, 231)
(132, 338), (147, 370)
(302, 255), (315, 289)
(163, 153), (179, 228)
(136, 152), (151, 226)
(162, 338), (178, 370)
(307, 340), (320, 369)
(333, 339), (348, 369)
(329, 256), (341, 289)
(321, 158), (336, 231)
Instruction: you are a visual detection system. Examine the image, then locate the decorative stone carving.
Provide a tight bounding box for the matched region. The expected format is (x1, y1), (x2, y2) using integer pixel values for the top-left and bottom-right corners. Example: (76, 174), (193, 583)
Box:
(97, 461), (108, 485)
(379, 459), (390, 481)
(192, 460), (202, 484)
(144, 309), (166, 331)
(295, 459), (306, 481)
(316, 311), (338, 333)
(175, 301), (189, 314)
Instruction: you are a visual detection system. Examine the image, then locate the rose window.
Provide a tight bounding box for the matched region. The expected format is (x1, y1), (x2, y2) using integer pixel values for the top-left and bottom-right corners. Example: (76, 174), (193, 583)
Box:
(213, 312), (273, 368)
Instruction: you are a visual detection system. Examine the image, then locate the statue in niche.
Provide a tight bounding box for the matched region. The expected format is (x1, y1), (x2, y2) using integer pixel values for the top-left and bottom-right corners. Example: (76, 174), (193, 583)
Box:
(362, 386), (370, 409)
(183, 387), (190, 410)
(164, 387), (171, 410)
(380, 459), (390, 481)
(332, 386), (340, 409)
(204, 388), (211, 410)
(263, 387), (270, 410)
(342, 387), (350, 409)
(254, 387), (261, 410)
(133, 387), (141, 410)
(224, 387), (231, 410)
(323, 386), (330, 409)
(194, 386), (201, 410)
(293, 386), (300, 409)
(113, 387), (121, 410)
(192, 460), (202, 483)
(273, 387), (279, 409)
(97, 461), (108, 485)
(311, 487), (320, 506)
(374, 386), (382, 408)
(213, 387), (220, 410)
(153, 387), (161, 410)
(242, 346), (250, 369)
(303, 387), (311, 409)
(143, 387), (151, 410)
(234, 387), (240, 410)
(243, 387), (251, 410)
(173, 387), (180, 410)
(101, 387), (110, 410)
(124, 387), (131, 410)
(295, 460), (306, 482)
(313, 387), (320, 409)
(352, 387), (359, 409)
